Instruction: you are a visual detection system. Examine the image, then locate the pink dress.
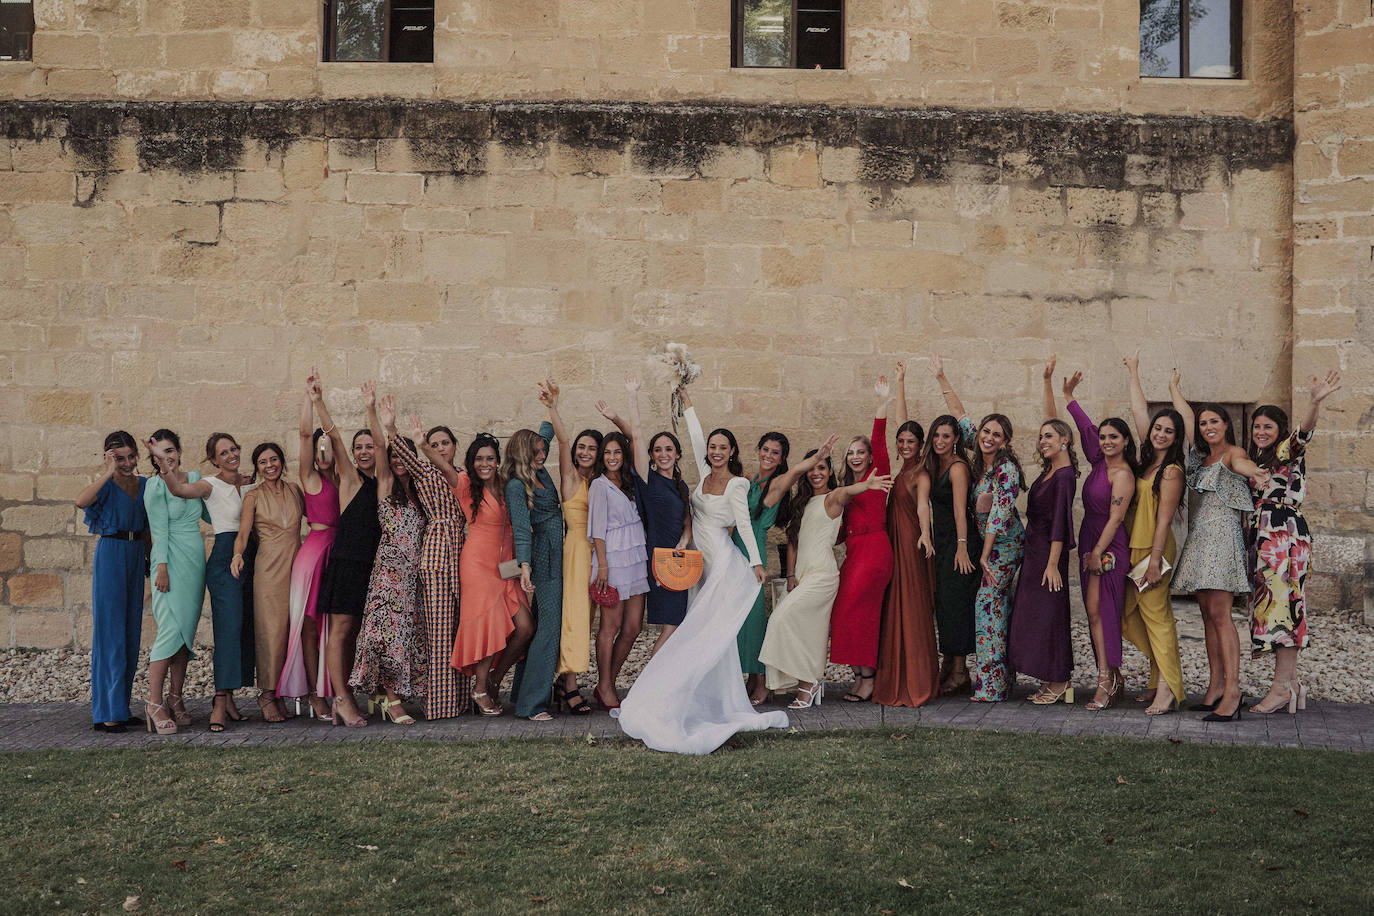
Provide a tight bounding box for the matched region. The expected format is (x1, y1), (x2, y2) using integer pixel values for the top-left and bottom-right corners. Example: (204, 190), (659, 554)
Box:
(279, 475), (340, 698)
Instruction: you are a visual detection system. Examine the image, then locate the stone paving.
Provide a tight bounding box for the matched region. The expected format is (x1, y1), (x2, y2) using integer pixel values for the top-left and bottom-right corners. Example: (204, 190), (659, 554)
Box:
(2, 683), (1370, 754)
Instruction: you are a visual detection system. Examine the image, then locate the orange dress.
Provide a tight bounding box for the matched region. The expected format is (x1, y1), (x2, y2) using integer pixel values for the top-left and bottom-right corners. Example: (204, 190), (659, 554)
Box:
(449, 472), (523, 675)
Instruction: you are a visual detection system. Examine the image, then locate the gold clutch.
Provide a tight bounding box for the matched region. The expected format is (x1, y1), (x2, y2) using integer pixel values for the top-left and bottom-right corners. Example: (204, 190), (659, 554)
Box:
(1127, 555), (1172, 591)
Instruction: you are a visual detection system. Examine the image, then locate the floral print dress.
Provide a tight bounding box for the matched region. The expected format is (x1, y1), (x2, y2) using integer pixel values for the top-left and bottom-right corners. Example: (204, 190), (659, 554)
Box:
(959, 417), (1025, 701)
(1249, 428), (1313, 655)
(351, 497), (428, 697)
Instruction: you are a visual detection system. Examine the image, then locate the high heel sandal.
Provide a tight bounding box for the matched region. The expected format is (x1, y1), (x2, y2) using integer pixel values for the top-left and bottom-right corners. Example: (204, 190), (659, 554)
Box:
(210, 691), (232, 733)
(1030, 682), (1075, 705)
(145, 700), (178, 735)
(1250, 680), (1306, 715)
(1084, 671), (1121, 711)
(593, 685), (620, 711)
(471, 692), (503, 717)
(843, 673), (875, 703)
(307, 695), (334, 723)
(332, 697), (368, 729)
(556, 686), (592, 716)
(380, 698), (417, 725)
(789, 682), (824, 709)
(1202, 694), (1244, 722)
(257, 691), (286, 724)
(223, 693), (247, 722)
(165, 693), (192, 727)
(938, 673), (972, 697)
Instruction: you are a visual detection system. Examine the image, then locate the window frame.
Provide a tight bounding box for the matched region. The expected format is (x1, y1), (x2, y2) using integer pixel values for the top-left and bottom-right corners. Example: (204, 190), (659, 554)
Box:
(731, 0), (846, 71)
(322, 0), (435, 64)
(1140, 0), (1243, 80)
(0, 0), (35, 63)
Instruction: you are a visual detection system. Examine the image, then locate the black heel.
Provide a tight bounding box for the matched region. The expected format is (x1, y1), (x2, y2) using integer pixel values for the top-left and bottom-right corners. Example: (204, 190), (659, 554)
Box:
(555, 686), (592, 717)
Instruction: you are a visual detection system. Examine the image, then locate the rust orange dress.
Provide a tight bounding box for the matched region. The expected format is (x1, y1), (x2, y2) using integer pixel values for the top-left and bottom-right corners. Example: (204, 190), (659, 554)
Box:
(449, 472), (523, 675)
(873, 460), (940, 707)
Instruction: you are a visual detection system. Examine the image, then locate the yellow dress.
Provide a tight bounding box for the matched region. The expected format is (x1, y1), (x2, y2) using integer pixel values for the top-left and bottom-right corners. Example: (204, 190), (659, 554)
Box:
(559, 477), (594, 675)
(1121, 474), (1185, 704)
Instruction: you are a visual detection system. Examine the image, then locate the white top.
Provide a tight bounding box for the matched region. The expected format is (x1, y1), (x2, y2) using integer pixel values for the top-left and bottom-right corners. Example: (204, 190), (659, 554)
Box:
(204, 476), (259, 534)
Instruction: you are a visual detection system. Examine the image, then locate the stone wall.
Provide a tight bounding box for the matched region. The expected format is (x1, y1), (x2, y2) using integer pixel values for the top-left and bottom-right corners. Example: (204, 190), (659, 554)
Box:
(1291, 1), (1374, 619)
(0, 0), (1293, 118)
(0, 99), (1297, 646)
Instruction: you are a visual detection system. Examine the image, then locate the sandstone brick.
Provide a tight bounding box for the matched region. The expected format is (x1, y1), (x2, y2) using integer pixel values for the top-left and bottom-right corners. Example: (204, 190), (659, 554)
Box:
(2, 504), (75, 537)
(23, 537), (85, 570)
(27, 391), (94, 425)
(761, 247), (824, 287)
(10, 609), (74, 649)
(768, 144), (820, 189)
(0, 532), (20, 572)
(426, 235), (508, 283)
(7, 572), (64, 607)
(356, 281), (442, 322)
(1066, 188), (1137, 227)
(345, 172), (424, 205)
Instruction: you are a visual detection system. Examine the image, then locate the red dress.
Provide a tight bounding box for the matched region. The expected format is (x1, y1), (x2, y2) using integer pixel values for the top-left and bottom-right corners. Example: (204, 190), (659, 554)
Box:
(829, 417), (895, 667)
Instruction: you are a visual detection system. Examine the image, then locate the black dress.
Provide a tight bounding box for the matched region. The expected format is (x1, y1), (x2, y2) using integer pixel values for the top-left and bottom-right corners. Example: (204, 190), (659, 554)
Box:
(930, 463), (980, 656)
(635, 469), (690, 626)
(317, 473), (382, 617)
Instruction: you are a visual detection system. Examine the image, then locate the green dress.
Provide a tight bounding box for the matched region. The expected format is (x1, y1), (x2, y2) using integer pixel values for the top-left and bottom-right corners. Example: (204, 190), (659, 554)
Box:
(144, 472), (207, 662)
(732, 476), (778, 675)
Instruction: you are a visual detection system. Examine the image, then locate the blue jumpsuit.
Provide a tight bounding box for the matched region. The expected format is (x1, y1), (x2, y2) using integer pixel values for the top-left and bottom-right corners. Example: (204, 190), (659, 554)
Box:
(84, 477), (149, 724)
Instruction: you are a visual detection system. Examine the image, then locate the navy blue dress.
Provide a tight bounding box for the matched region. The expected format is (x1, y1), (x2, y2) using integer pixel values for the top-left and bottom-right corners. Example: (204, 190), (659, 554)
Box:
(635, 469), (690, 626)
(84, 477), (149, 724)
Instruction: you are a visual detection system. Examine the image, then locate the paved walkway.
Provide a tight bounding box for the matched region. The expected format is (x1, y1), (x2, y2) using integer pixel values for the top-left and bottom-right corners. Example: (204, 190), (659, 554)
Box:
(2, 683), (1370, 753)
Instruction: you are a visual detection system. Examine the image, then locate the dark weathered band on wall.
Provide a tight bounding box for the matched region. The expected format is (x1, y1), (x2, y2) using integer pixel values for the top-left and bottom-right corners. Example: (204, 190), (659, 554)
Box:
(0, 100), (1293, 189)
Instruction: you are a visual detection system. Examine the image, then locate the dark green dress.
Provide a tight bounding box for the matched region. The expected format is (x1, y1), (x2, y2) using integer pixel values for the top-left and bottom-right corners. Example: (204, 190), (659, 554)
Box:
(508, 422), (564, 718)
(732, 476), (778, 675)
(930, 463), (979, 656)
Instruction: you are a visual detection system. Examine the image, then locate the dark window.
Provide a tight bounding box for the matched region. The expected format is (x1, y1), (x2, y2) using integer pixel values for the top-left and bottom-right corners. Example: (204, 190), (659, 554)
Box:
(323, 0), (434, 62)
(733, 0), (844, 70)
(1140, 0), (1241, 78)
(0, 1), (34, 62)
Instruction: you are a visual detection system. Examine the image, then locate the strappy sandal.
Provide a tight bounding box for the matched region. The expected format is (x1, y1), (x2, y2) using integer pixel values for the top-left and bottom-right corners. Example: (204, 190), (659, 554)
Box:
(145, 700), (178, 735)
(380, 698), (417, 725)
(556, 687), (592, 716)
(843, 673), (875, 703)
(471, 692), (503, 717)
(526, 711), (554, 722)
(257, 691), (286, 724)
(165, 693), (192, 727)
(210, 691), (232, 733)
(1085, 671), (1121, 711)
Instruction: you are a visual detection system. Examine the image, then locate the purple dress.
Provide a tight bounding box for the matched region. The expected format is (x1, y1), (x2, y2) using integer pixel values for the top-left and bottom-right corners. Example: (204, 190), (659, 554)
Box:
(1068, 401), (1128, 668)
(588, 475), (650, 598)
(1007, 465), (1077, 683)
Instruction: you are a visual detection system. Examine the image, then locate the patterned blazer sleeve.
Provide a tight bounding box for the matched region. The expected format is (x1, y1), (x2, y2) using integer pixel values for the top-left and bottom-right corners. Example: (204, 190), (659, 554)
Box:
(506, 478), (534, 565)
(988, 462), (1020, 537)
(957, 415), (977, 449)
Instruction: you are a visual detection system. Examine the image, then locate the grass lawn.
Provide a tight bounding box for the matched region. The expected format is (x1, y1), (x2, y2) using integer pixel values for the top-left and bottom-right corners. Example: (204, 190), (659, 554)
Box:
(3, 727), (1369, 914)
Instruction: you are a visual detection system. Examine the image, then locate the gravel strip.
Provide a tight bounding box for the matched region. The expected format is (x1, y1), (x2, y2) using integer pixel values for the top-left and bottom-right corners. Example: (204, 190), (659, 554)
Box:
(4, 597), (1370, 707)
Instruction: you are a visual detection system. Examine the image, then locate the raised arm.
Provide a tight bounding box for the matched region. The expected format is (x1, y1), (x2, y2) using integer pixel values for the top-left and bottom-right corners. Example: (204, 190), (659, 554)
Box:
(143, 438), (211, 499)
(1298, 370), (1342, 435)
(1065, 385), (1102, 467)
(763, 435), (839, 508)
(683, 391), (709, 480)
(310, 368), (355, 491)
(74, 453), (116, 510)
(872, 376), (892, 476)
(298, 383), (318, 490)
(412, 425), (463, 490)
(929, 353), (969, 422)
(623, 374), (648, 482)
(1169, 370), (1197, 451)
(540, 379), (578, 495)
(893, 360), (909, 427)
(1123, 351), (1150, 443)
(824, 473), (894, 518)
(363, 382), (393, 496)
(1042, 354), (1058, 419)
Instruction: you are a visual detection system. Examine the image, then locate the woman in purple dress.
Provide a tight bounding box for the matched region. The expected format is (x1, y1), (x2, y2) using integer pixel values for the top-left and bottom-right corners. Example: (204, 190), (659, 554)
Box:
(1048, 367), (1138, 710)
(1007, 413), (1079, 704)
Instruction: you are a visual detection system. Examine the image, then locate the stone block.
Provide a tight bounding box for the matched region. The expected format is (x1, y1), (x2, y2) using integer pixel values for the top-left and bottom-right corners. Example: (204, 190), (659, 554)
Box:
(1179, 192), (1231, 230)
(2, 504), (75, 537)
(0, 532), (20, 572)
(27, 391), (94, 425)
(10, 610), (74, 649)
(23, 537), (85, 570)
(1066, 188), (1138, 227)
(164, 31), (237, 69)
(768, 144), (820, 189)
(7, 573), (64, 607)
(425, 235), (508, 283)
(356, 281), (442, 322)
(36, 475), (85, 501)
(345, 172), (424, 205)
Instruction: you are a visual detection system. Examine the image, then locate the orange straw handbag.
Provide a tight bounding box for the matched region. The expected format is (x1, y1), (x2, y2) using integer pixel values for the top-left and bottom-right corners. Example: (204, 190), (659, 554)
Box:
(652, 548), (704, 591)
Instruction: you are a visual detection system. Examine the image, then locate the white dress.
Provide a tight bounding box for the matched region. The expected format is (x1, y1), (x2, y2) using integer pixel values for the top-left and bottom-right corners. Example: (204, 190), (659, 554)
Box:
(758, 493), (843, 691)
(615, 407), (791, 754)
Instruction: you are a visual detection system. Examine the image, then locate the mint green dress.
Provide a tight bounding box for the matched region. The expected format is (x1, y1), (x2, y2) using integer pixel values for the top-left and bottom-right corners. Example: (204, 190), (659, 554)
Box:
(144, 472), (207, 661)
(732, 477), (778, 675)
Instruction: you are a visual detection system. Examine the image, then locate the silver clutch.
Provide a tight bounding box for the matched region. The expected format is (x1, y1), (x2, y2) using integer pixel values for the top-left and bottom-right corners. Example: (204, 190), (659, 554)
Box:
(1127, 554), (1172, 591)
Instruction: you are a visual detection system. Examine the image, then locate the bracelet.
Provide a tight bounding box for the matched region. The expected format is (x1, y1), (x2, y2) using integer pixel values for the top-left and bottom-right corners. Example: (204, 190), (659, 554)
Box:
(942, 389), (953, 395)
(232, 553), (242, 560)
(957, 538), (967, 542)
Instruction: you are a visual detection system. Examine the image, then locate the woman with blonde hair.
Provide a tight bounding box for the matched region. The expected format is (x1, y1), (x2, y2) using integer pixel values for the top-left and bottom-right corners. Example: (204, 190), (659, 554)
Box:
(503, 421), (564, 721)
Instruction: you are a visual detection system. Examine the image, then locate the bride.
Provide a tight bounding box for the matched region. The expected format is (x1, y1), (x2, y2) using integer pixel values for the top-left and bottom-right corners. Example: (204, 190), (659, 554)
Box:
(615, 390), (791, 754)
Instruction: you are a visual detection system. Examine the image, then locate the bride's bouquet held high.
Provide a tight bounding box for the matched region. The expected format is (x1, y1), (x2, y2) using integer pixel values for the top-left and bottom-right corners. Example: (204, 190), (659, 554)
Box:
(658, 342), (702, 432)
